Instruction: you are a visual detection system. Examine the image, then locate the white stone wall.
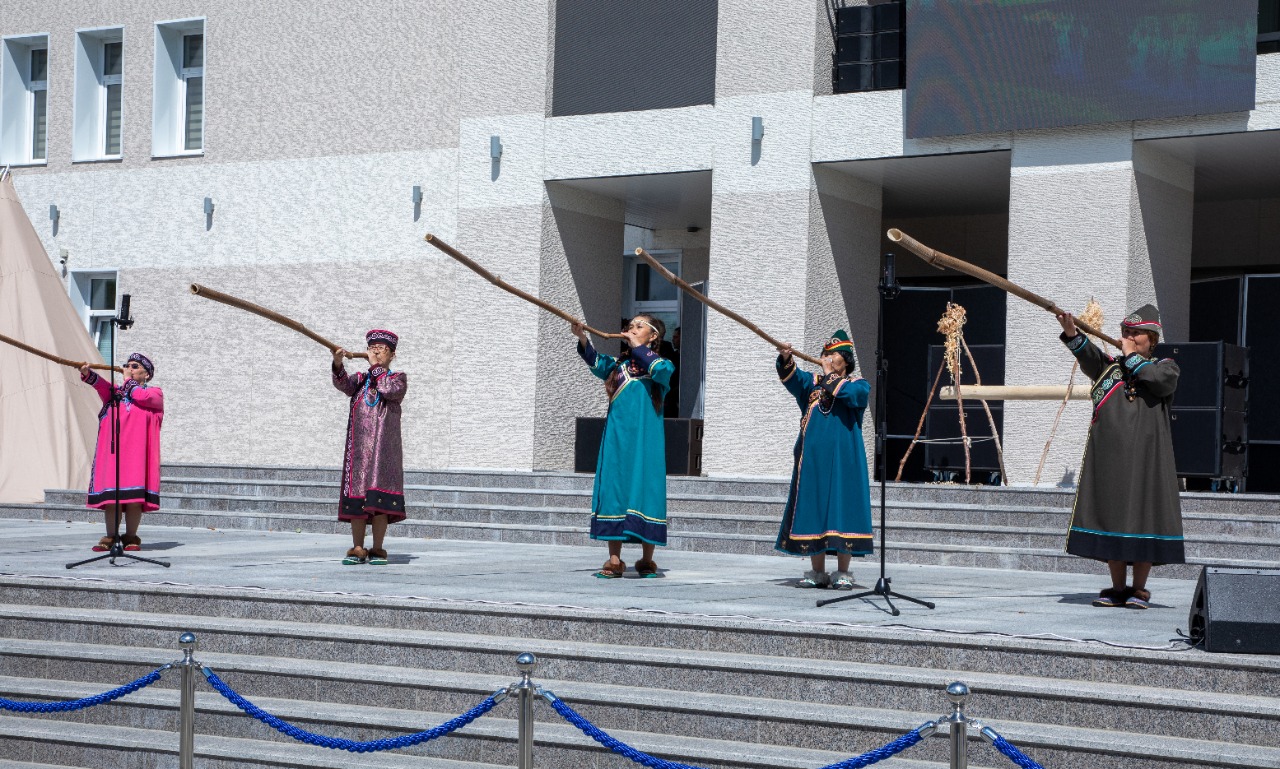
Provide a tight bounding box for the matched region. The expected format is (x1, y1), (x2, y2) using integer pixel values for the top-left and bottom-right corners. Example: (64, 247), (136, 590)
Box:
(4, 2), (1279, 480)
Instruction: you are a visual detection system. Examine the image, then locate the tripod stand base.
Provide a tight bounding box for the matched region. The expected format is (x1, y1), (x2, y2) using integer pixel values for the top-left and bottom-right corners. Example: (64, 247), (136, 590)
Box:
(66, 539), (170, 569)
(816, 576), (934, 615)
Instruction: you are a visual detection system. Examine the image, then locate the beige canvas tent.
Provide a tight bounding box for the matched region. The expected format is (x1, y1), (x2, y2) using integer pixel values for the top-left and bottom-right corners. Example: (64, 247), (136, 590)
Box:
(0, 170), (103, 503)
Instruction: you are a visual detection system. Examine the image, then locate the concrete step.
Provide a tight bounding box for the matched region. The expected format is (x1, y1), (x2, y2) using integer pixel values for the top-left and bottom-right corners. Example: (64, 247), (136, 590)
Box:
(0, 673), (979, 769)
(9, 636), (1280, 756)
(11, 576), (1270, 695)
(0, 714), (511, 769)
(6, 498), (1277, 577)
(5, 602), (1280, 750)
(157, 463), (1280, 515)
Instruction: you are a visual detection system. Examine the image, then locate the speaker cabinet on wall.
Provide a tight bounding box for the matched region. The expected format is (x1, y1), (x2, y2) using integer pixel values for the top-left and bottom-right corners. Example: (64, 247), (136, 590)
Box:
(1188, 567), (1280, 654)
(575, 417), (703, 476)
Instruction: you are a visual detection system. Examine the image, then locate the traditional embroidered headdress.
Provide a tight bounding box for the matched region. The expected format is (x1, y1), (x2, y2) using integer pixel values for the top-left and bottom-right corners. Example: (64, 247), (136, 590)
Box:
(1120, 305), (1161, 340)
(366, 329), (399, 350)
(128, 353), (154, 378)
(822, 329), (854, 354)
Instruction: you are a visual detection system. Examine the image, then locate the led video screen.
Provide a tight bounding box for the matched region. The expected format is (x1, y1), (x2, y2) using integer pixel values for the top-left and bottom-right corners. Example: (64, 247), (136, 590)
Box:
(905, 0), (1257, 139)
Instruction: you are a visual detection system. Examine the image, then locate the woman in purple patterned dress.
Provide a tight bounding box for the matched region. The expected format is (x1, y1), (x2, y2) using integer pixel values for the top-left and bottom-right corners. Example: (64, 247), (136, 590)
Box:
(331, 329), (407, 565)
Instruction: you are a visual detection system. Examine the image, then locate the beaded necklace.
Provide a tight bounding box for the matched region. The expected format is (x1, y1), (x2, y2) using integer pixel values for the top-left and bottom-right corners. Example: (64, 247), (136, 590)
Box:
(361, 368), (387, 408)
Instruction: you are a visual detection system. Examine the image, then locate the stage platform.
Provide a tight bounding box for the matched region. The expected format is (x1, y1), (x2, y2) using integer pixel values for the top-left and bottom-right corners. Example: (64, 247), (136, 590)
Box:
(0, 518), (1201, 647)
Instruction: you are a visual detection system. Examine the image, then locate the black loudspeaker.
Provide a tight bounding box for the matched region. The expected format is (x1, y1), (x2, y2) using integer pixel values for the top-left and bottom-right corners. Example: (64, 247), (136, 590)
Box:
(1168, 408), (1247, 479)
(574, 417), (703, 476)
(833, 0), (905, 92)
(574, 417), (607, 473)
(1153, 341), (1249, 483)
(664, 419), (704, 476)
(1188, 567), (1280, 654)
(1154, 342), (1248, 412)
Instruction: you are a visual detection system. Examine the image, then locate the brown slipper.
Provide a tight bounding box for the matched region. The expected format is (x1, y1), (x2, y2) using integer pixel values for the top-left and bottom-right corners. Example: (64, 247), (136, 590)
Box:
(595, 560), (625, 579)
(122, 535), (142, 552)
(368, 548), (388, 566)
(635, 558), (659, 578)
(1092, 586), (1133, 607)
(342, 546), (368, 565)
(92, 536), (114, 552)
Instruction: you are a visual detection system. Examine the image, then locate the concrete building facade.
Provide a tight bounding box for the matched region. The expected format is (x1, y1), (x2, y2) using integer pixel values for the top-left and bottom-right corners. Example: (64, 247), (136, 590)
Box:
(3, 1), (1278, 484)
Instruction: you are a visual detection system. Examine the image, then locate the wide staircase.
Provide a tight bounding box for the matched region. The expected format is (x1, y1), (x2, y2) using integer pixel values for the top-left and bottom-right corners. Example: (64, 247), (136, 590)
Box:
(6, 463), (1280, 579)
(1, 465), (1279, 769)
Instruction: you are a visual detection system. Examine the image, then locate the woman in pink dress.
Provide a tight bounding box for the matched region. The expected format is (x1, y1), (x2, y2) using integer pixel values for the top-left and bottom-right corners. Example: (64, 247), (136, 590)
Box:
(78, 353), (163, 552)
(332, 330), (407, 566)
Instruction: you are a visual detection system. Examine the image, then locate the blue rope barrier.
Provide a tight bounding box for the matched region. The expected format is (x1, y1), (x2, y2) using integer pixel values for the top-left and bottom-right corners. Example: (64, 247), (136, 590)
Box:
(0, 668), (165, 713)
(547, 694), (924, 769)
(202, 668), (496, 752)
(990, 734), (1045, 769)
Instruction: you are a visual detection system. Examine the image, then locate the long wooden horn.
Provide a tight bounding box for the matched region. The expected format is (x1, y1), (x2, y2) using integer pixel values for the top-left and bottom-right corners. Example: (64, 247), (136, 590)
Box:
(886, 229), (1122, 349)
(634, 248), (823, 365)
(424, 234), (624, 340)
(189, 284), (368, 359)
(0, 332), (121, 373)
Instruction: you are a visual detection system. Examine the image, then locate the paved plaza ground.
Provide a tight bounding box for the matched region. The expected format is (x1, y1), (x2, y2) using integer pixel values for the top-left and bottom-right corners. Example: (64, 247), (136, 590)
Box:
(0, 517), (1199, 654)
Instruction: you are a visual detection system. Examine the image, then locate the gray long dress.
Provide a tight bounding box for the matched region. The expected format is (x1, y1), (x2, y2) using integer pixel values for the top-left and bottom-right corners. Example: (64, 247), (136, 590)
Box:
(1061, 334), (1184, 564)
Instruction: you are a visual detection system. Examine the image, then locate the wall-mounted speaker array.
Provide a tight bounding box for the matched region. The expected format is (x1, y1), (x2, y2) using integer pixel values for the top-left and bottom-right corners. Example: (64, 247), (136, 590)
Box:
(833, 1), (906, 93)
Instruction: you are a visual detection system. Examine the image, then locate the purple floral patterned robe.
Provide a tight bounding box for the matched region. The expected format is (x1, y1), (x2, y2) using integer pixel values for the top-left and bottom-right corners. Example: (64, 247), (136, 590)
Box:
(332, 364), (408, 522)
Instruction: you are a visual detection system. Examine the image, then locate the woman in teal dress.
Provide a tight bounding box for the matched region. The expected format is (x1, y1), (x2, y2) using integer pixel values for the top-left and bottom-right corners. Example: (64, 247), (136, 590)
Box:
(776, 330), (874, 590)
(571, 315), (675, 579)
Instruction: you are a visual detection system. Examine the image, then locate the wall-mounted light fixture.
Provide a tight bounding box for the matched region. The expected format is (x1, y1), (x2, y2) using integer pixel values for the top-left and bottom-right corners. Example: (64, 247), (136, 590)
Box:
(49, 204), (60, 236)
(411, 185), (423, 205)
(203, 197), (215, 231)
(751, 116), (764, 143)
(490, 135), (503, 160)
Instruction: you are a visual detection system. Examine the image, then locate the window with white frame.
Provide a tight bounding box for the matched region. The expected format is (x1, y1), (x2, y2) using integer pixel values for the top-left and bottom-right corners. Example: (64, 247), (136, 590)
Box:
(70, 271), (118, 363)
(0, 35), (49, 165)
(622, 250), (681, 342)
(152, 18), (204, 156)
(73, 29), (124, 160)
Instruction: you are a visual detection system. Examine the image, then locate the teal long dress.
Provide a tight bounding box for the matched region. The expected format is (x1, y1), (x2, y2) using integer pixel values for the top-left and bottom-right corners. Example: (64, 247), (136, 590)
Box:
(579, 341), (674, 545)
(776, 355), (874, 557)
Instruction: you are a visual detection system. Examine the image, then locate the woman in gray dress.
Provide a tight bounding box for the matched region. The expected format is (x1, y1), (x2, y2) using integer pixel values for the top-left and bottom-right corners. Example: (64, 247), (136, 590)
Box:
(1057, 304), (1183, 609)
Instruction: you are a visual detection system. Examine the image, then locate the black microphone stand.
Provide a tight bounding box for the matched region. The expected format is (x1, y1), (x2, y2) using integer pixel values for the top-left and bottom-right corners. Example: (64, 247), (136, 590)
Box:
(67, 294), (169, 569)
(818, 254), (931, 615)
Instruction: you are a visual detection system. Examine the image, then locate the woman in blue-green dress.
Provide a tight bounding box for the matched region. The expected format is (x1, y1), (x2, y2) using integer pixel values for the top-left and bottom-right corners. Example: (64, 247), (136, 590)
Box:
(776, 330), (874, 590)
(571, 315), (675, 579)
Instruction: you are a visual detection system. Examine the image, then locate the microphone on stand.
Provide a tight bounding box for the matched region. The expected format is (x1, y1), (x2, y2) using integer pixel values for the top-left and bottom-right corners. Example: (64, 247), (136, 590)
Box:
(879, 253), (900, 300)
(116, 293), (135, 330)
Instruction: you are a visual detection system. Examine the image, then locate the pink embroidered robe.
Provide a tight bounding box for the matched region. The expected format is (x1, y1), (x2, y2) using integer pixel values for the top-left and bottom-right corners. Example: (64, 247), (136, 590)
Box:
(81, 370), (163, 511)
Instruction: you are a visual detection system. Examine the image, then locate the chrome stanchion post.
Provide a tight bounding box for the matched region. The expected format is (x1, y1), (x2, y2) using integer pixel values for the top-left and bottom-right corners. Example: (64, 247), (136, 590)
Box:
(178, 632), (197, 769)
(945, 681), (970, 769)
(514, 653), (538, 769)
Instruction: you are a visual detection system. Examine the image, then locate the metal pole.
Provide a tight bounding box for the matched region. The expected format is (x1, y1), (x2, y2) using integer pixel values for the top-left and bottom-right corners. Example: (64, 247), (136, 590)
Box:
(178, 632), (197, 769)
(945, 681), (970, 769)
(513, 653), (538, 769)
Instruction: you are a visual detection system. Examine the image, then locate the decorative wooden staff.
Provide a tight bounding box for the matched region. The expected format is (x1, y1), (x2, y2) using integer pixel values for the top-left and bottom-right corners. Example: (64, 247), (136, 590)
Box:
(189, 284), (369, 359)
(424, 234), (624, 340)
(886, 229), (1122, 348)
(0, 332), (121, 373)
(633, 247), (823, 366)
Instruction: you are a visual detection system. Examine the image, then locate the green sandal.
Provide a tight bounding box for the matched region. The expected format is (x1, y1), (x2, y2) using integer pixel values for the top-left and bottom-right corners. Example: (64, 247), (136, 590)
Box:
(368, 548), (389, 566)
(342, 547), (368, 565)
